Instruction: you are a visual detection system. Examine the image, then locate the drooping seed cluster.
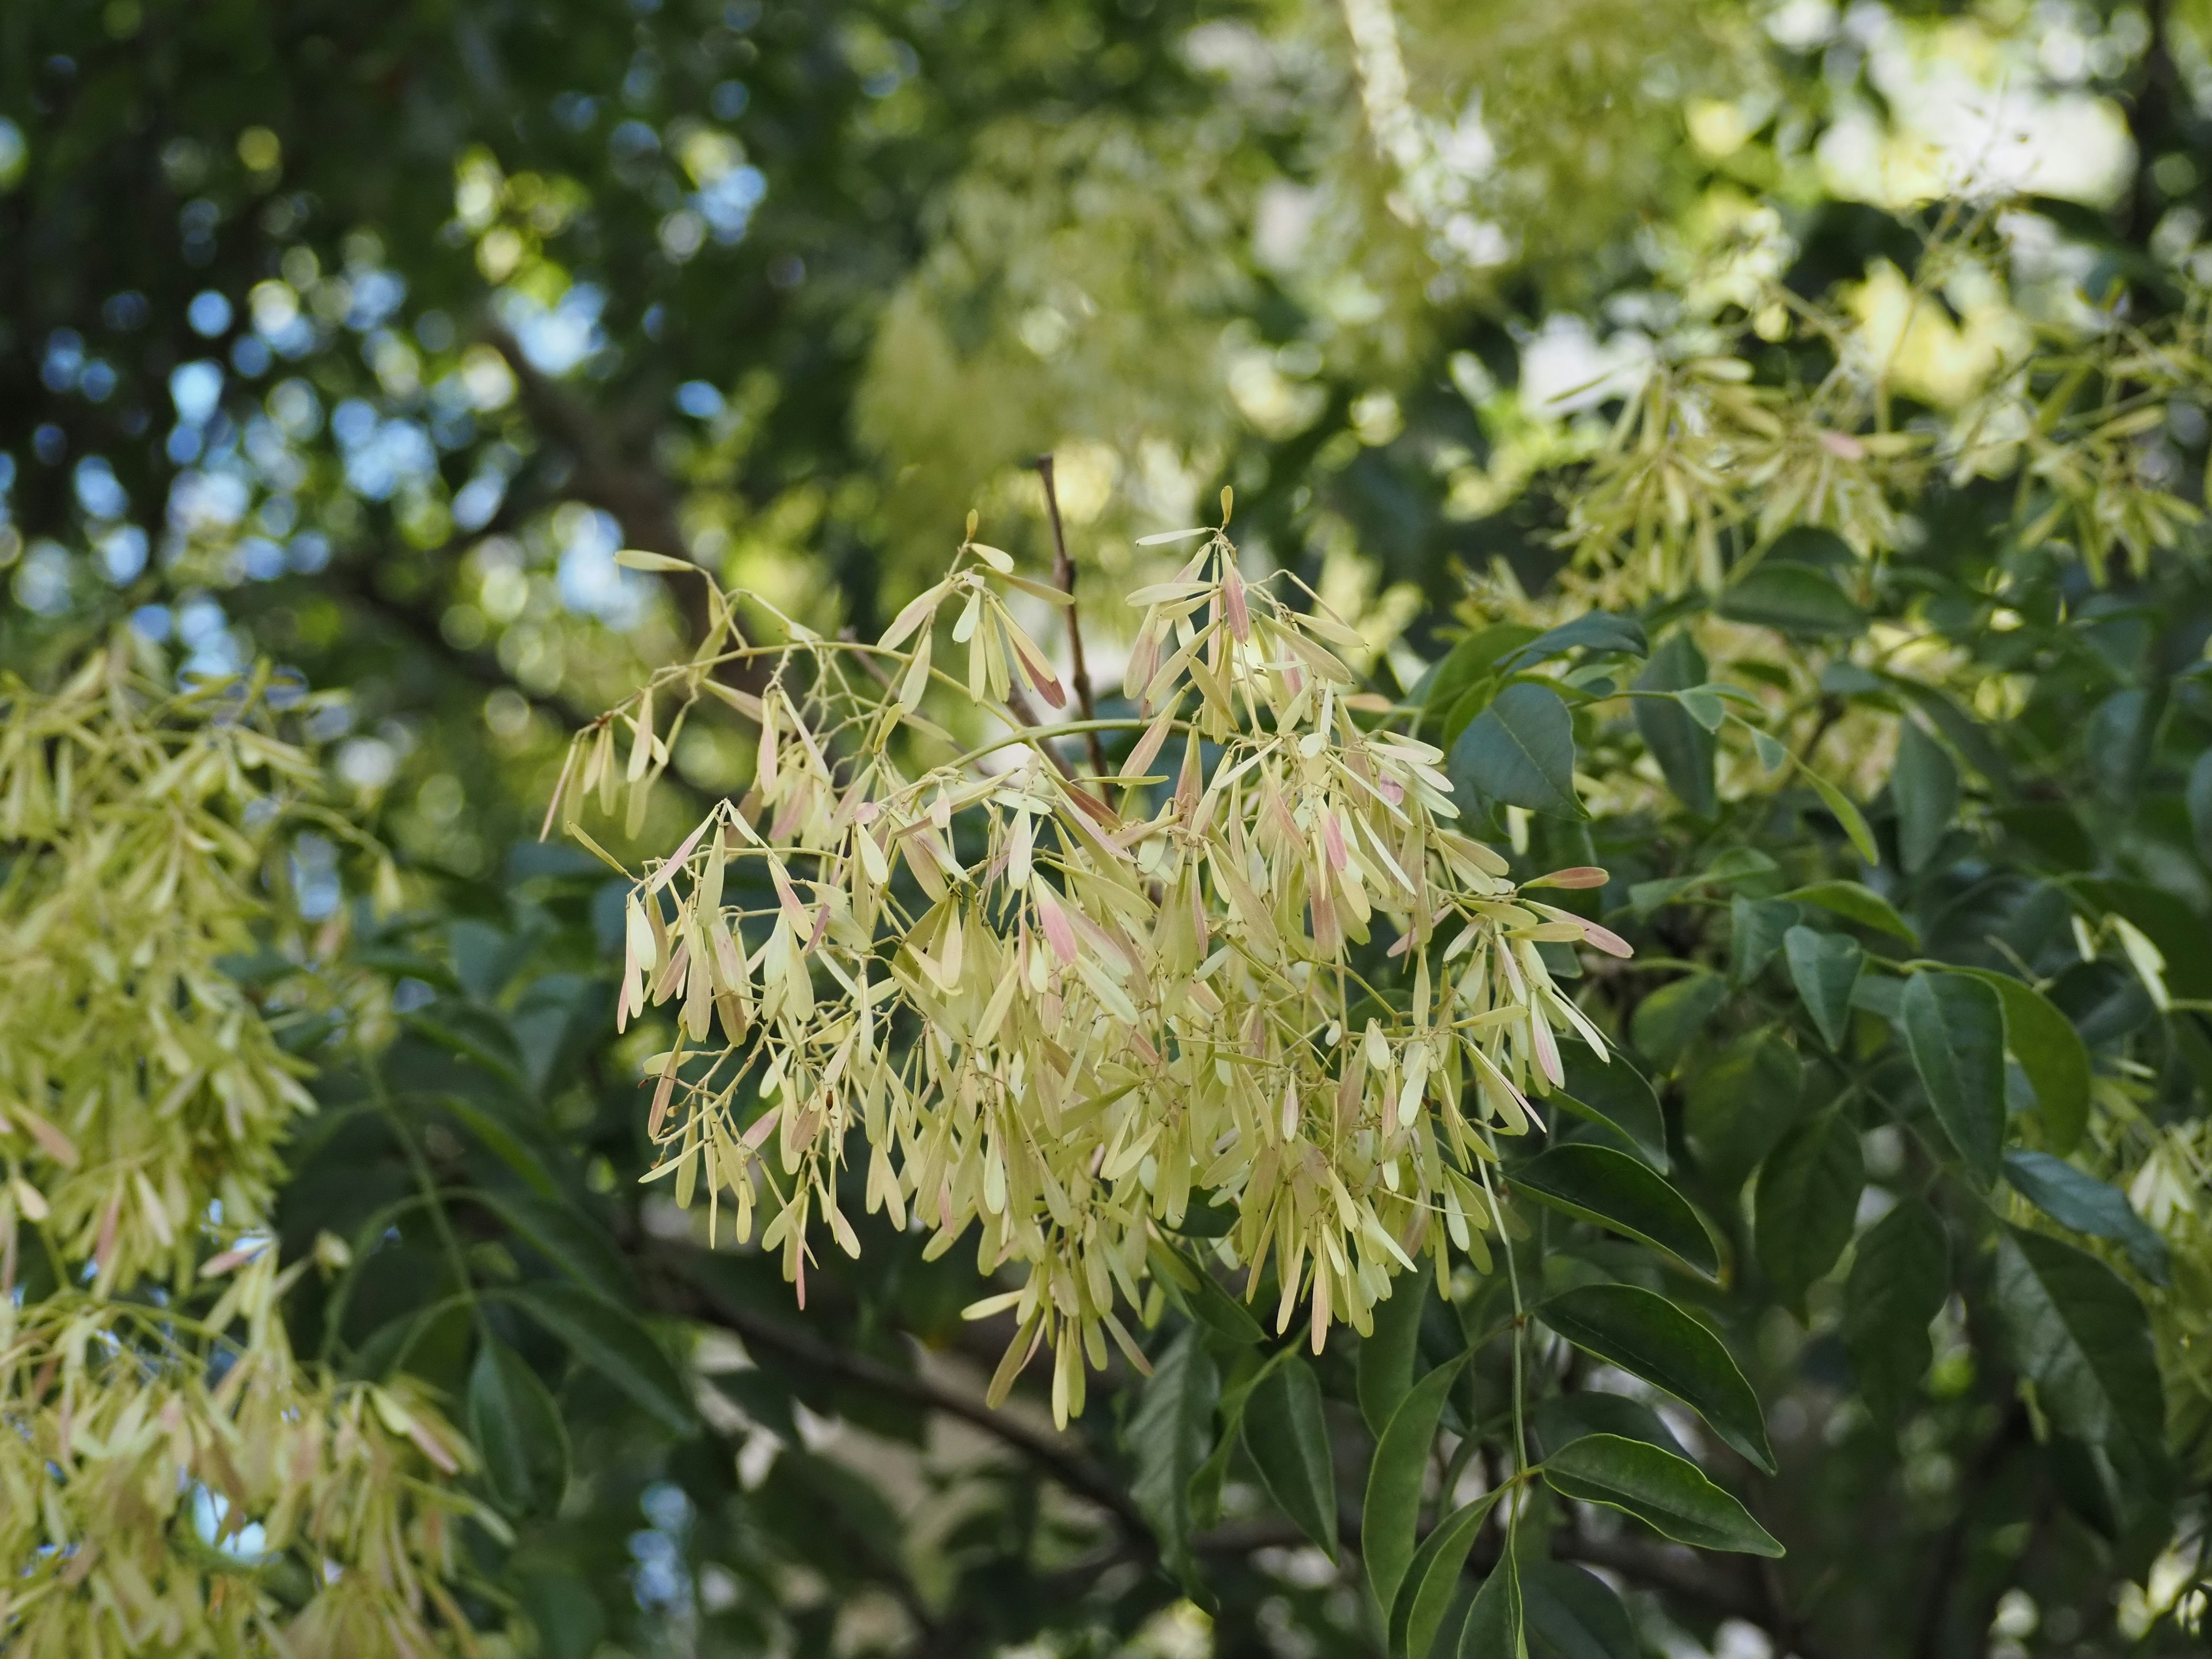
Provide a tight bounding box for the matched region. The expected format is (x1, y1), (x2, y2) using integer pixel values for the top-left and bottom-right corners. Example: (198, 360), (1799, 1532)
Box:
(571, 522), (1628, 1423)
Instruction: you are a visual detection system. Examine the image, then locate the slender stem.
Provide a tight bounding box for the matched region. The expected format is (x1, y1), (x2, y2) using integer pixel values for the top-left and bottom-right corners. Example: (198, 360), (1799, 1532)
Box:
(1034, 455), (1111, 782)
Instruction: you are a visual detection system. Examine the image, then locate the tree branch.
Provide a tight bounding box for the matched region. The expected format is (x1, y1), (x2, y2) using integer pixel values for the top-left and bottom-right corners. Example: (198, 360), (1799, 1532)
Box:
(651, 1252), (1151, 1541)
(1032, 454), (1110, 781)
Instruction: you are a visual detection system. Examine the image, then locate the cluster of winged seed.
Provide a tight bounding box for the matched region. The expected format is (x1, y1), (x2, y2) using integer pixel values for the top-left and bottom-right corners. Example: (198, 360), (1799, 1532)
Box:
(579, 527), (1628, 1423)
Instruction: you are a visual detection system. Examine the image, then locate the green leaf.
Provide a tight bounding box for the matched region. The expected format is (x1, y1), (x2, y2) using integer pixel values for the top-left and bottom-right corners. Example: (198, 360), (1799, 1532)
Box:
(1457, 1551), (1527, 1659)
(1891, 718), (1959, 873)
(1531, 1392), (1688, 1461)
(1149, 1239), (1264, 1344)
(1634, 634), (1717, 817)
(1842, 1199), (1949, 1422)
(1718, 562), (1865, 638)
(1522, 1560), (1640, 1659)
(468, 1337), (570, 1515)
(2188, 749), (2212, 866)
(1500, 612), (1648, 671)
(1190, 1348), (1287, 1530)
(507, 1282), (696, 1436)
(1554, 1048), (1668, 1170)
(1784, 881), (1916, 942)
(1991, 1226), (2165, 1459)
(1426, 624), (1542, 739)
(469, 1187), (635, 1306)
(1364, 1355), (1470, 1617)
(1450, 682), (1582, 819)
(439, 1096), (562, 1199)
(1359, 1278), (1431, 1437)
(1753, 1109), (1863, 1313)
(1541, 1435), (1783, 1556)
(1902, 970), (2006, 1185)
(1683, 1027), (1802, 1190)
(1389, 1488), (1507, 1659)
(1535, 1285), (1773, 1471)
(1244, 1357), (1337, 1559)
(1630, 971), (1728, 1074)
(1951, 969), (2090, 1155)
(1798, 762), (1880, 866)
(2003, 1151), (2170, 1285)
(518, 1571), (605, 1659)
(1731, 897), (1802, 986)
(1783, 926), (1862, 1049)
(1127, 1327), (1221, 1598)
(1509, 1144), (1717, 1278)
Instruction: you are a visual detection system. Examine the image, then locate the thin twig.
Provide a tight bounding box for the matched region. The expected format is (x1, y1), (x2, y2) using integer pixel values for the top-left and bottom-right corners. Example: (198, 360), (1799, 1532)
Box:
(1033, 455), (1111, 782)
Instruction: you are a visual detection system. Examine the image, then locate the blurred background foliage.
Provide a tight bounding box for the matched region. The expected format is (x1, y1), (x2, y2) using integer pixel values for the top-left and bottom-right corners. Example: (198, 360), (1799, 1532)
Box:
(9, 0), (2212, 1655)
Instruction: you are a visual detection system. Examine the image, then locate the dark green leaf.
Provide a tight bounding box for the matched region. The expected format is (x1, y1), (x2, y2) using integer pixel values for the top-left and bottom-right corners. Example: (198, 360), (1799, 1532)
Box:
(469, 1187), (635, 1306)
(1785, 881), (1916, 942)
(1535, 1285), (1772, 1471)
(1532, 1392), (1688, 1461)
(1127, 1327), (1221, 1598)
(1426, 624), (1543, 740)
(518, 1571), (605, 1659)
(1359, 1278), (1430, 1437)
(1541, 1435), (1783, 1556)
(1952, 969), (2090, 1155)
(1891, 719), (1959, 873)
(1902, 970), (2006, 1185)
(508, 1281), (696, 1435)
(1365, 1355), (1470, 1616)
(2003, 1151), (2170, 1285)
(2086, 686), (2161, 806)
(1554, 1048), (1668, 1170)
(1509, 1144), (1717, 1278)
(1718, 562), (1865, 638)
(1390, 1488), (1506, 1659)
(1450, 682), (1582, 819)
(1150, 1239), (1265, 1344)
(1244, 1357), (1336, 1559)
(1783, 925), (1862, 1049)
(1842, 1199), (1949, 1421)
(1457, 1551), (1527, 1659)
(1991, 1227), (2165, 1459)
(1634, 634), (1717, 817)
(1522, 1561), (1639, 1659)
(1631, 972), (1728, 1074)
(1501, 612), (1649, 672)
(1798, 764), (1880, 866)
(1731, 897), (1802, 986)
(1684, 1028), (1803, 1190)
(1753, 1109), (1863, 1312)
(468, 1337), (570, 1514)
(2189, 749), (2212, 866)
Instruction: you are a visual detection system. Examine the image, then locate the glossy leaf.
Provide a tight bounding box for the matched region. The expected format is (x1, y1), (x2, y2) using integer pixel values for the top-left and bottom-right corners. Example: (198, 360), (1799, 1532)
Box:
(1450, 681), (1582, 819)
(1359, 1278), (1430, 1437)
(1683, 1027), (1803, 1190)
(1718, 562), (1866, 638)
(1842, 1199), (1949, 1422)
(1555, 1048), (1668, 1169)
(1365, 1355), (1470, 1616)
(1244, 1356), (1337, 1558)
(1783, 925), (1862, 1050)
(1531, 1391), (1690, 1461)
(1785, 880), (1916, 942)
(470, 1187), (635, 1306)
(1630, 971), (1728, 1074)
(1535, 1285), (1773, 1471)
(1457, 1550), (1528, 1659)
(2003, 1150), (2170, 1285)
(1953, 969), (2091, 1155)
(1753, 1109), (1863, 1313)
(1991, 1227), (2166, 1460)
(1509, 1144), (1717, 1278)
(1541, 1434), (1783, 1555)
(1389, 1487), (1506, 1659)
(1522, 1560), (1639, 1659)
(1902, 970), (2006, 1185)
(467, 1337), (570, 1515)
(1731, 896), (1802, 986)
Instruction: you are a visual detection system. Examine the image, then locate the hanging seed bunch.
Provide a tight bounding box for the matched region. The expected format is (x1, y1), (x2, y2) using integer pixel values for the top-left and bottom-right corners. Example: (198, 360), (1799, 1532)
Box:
(563, 502), (1629, 1425)
(0, 1278), (481, 1659)
(0, 646), (389, 1297)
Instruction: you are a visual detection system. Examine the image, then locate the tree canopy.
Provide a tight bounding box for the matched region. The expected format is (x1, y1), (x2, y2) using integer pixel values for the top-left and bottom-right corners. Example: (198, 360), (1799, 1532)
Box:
(5, 1), (2212, 1656)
